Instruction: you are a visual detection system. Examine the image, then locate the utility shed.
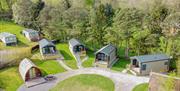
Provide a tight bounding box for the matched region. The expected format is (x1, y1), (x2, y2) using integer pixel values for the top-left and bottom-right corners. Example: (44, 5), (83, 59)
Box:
(0, 32), (17, 46)
(19, 58), (42, 82)
(39, 39), (57, 56)
(69, 38), (86, 56)
(130, 54), (170, 75)
(22, 29), (40, 42)
(95, 44), (118, 68)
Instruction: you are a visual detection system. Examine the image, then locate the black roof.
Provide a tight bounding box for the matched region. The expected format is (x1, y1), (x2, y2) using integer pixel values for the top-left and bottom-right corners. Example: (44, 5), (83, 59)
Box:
(130, 54), (170, 63)
(95, 44), (116, 56)
(39, 39), (55, 48)
(23, 29), (38, 33)
(69, 38), (83, 47)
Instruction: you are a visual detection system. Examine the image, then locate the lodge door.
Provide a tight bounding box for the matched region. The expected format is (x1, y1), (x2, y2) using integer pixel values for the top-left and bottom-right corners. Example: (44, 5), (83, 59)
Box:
(29, 68), (36, 79)
(50, 47), (55, 53)
(133, 59), (137, 65)
(77, 46), (83, 52)
(97, 53), (105, 61)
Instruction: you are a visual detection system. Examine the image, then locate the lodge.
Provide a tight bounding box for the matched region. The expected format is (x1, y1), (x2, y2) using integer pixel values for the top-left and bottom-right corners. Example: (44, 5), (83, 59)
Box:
(39, 39), (57, 56)
(95, 44), (118, 68)
(19, 58), (42, 82)
(22, 29), (40, 42)
(69, 38), (86, 56)
(0, 32), (17, 46)
(130, 54), (170, 75)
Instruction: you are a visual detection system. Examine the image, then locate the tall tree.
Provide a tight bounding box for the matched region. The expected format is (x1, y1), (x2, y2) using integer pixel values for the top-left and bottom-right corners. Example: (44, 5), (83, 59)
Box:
(12, 0), (43, 28)
(112, 8), (144, 57)
(88, 4), (113, 49)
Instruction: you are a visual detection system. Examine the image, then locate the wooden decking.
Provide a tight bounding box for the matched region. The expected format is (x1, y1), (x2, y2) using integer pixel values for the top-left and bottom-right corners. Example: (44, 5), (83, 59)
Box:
(42, 52), (64, 60)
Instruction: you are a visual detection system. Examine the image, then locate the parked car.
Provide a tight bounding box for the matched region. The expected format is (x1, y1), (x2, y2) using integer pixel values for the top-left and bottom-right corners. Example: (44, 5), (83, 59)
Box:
(44, 75), (56, 81)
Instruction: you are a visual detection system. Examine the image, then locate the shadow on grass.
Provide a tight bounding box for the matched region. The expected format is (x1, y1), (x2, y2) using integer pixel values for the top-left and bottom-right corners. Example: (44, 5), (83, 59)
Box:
(59, 50), (73, 60)
(111, 58), (130, 71)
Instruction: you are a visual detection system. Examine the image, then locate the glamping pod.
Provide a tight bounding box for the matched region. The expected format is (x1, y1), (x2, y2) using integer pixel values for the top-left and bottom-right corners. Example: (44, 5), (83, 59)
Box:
(39, 39), (57, 56)
(95, 44), (118, 68)
(69, 38), (86, 56)
(19, 58), (42, 82)
(0, 32), (17, 46)
(22, 29), (40, 42)
(130, 54), (170, 75)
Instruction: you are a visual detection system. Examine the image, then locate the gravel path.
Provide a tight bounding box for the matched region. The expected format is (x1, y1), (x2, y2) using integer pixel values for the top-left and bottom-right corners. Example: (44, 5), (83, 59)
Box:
(72, 53), (84, 69)
(56, 58), (73, 71)
(18, 67), (149, 91)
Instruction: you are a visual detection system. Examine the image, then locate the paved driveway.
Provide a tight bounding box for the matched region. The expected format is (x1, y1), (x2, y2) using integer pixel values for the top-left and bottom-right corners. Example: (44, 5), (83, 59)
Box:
(18, 68), (149, 91)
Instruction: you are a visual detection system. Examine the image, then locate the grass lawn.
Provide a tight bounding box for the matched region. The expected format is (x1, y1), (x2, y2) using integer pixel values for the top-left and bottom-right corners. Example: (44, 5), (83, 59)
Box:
(0, 67), (23, 91)
(50, 74), (115, 91)
(56, 43), (78, 69)
(0, 21), (37, 50)
(0, 60), (66, 91)
(82, 50), (95, 67)
(32, 59), (66, 75)
(111, 58), (130, 72)
(133, 83), (149, 91)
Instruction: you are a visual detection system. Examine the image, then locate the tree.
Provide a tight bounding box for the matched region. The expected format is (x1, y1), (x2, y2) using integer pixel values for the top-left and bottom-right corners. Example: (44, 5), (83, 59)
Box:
(38, 6), (89, 42)
(12, 0), (43, 28)
(160, 12), (180, 69)
(88, 4), (114, 49)
(38, 6), (64, 40)
(112, 8), (144, 57)
(62, 7), (89, 38)
(146, 0), (170, 34)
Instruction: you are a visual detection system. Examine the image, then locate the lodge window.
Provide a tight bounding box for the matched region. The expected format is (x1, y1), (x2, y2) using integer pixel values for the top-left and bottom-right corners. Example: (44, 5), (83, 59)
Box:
(30, 32), (37, 37)
(141, 64), (146, 70)
(6, 37), (15, 41)
(97, 54), (105, 61)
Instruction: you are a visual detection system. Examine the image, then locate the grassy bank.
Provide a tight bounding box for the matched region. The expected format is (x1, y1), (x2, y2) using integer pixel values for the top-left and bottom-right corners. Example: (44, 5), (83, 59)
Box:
(56, 43), (78, 69)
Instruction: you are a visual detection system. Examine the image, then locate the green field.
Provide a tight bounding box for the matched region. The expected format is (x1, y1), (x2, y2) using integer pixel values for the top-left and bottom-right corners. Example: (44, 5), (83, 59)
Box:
(82, 50), (95, 67)
(0, 60), (66, 91)
(133, 83), (149, 91)
(0, 21), (37, 49)
(50, 74), (115, 91)
(56, 43), (78, 69)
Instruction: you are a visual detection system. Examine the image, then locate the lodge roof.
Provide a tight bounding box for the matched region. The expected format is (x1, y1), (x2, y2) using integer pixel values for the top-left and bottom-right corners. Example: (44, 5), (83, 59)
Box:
(0, 32), (16, 38)
(39, 39), (55, 48)
(130, 54), (170, 63)
(69, 38), (83, 47)
(23, 29), (38, 33)
(95, 44), (116, 56)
